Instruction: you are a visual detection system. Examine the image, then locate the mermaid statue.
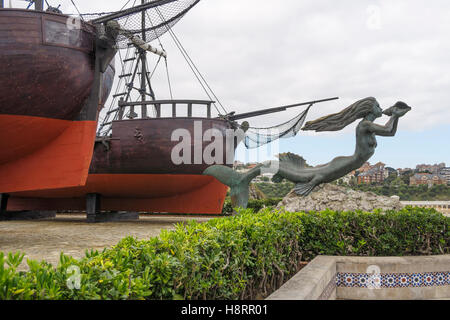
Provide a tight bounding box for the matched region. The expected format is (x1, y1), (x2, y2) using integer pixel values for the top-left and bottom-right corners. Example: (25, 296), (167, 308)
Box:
(204, 97), (411, 209)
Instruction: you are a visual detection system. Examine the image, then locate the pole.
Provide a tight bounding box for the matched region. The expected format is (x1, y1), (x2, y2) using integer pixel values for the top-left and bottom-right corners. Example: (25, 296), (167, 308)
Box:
(35, 0), (43, 11)
(0, 1), (4, 9)
(228, 97), (339, 121)
(140, 0), (147, 116)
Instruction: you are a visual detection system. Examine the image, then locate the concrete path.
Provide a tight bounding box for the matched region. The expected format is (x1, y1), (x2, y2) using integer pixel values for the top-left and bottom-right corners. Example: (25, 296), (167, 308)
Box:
(0, 214), (213, 271)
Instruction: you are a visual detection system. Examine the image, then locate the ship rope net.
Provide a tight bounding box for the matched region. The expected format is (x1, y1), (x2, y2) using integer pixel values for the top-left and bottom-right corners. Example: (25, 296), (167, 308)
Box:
(242, 105), (313, 149)
(85, 0), (200, 49)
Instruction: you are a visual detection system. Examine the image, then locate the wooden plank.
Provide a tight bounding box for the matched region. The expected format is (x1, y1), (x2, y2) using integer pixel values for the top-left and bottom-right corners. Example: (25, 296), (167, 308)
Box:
(188, 103), (192, 118)
(119, 99), (214, 107)
(0, 31), (41, 38)
(207, 104), (212, 119)
(172, 103), (177, 117)
(156, 104), (161, 118)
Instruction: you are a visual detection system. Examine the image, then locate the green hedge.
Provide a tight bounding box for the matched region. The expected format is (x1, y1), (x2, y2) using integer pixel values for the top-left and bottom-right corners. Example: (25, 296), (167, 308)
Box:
(1, 207), (449, 300)
(222, 198), (282, 215)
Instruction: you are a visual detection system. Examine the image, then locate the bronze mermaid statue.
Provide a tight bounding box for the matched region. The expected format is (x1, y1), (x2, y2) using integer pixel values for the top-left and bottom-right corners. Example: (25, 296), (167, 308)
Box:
(204, 97), (411, 208)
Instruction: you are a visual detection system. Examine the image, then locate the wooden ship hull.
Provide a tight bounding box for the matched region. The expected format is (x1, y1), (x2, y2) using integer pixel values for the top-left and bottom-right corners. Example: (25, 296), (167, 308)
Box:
(0, 9), (114, 194)
(7, 116), (234, 215)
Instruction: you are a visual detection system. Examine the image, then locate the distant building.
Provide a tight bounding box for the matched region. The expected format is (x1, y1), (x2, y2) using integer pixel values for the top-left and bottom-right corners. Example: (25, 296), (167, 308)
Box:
(410, 173), (447, 186)
(357, 162), (372, 174)
(385, 167), (397, 179)
(342, 172), (355, 184)
(247, 163), (259, 169)
(397, 168), (413, 177)
(416, 163), (446, 173)
(439, 167), (450, 185)
(254, 173), (275, 183)
(358, 169), (385, 184)
(233, 160), (244, 167)
(357, 162), (385, 184)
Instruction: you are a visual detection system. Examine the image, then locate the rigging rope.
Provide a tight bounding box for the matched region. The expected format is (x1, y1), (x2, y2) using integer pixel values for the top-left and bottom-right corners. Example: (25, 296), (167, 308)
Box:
(69, 0), (84, 20)
(164, 58), (174, 100)
(155, 8), (228, 115)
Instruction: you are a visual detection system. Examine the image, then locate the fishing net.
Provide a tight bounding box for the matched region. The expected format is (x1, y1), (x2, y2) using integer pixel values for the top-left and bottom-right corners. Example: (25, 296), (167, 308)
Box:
(87, 0), (200, 49)
(243, 105), (313, 149)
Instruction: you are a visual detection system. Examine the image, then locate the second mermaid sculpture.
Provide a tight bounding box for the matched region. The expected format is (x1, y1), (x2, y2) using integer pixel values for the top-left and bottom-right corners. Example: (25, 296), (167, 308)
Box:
(204, 97), (411, 208)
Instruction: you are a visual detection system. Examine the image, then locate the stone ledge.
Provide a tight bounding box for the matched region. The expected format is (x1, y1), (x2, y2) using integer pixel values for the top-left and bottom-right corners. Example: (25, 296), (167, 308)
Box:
(266, 256), (336, 300)
(266, 255), (450, 300)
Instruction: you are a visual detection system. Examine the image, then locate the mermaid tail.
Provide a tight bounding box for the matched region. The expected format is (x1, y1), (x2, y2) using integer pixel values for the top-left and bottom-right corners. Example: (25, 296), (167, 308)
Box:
(203, 164), (263, 209)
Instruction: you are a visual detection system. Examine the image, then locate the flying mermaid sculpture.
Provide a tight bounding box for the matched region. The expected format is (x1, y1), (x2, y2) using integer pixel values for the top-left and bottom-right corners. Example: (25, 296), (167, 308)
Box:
(204, 97), (411, 208)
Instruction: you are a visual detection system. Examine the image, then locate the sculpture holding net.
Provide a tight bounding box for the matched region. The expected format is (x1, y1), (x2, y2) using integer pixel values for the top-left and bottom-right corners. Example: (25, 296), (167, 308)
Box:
(243, 105), (313, 149)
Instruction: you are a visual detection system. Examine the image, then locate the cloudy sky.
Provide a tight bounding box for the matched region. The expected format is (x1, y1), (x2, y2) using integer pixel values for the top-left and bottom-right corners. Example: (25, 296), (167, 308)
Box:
(13, 0), (450, 168)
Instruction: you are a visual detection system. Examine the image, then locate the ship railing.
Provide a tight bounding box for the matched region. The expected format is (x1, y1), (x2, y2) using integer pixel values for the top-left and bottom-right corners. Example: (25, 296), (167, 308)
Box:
(106, 99), (215, 121)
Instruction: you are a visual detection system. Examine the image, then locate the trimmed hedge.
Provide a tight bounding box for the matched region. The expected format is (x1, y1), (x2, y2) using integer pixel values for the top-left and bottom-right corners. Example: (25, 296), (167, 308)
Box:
(0, 207), (449, 300)
(222, 198), (282, 215)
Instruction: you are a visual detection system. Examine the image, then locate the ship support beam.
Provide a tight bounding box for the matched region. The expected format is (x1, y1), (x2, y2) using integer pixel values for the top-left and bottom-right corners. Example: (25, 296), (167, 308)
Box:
(86, 193), (139, 222)
(86, 193), (101, 223)
(0, 193), (9, 216)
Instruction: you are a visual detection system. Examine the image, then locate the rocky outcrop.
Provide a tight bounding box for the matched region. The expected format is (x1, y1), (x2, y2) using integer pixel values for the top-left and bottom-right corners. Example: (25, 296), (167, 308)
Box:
(277, 183), (404, 212)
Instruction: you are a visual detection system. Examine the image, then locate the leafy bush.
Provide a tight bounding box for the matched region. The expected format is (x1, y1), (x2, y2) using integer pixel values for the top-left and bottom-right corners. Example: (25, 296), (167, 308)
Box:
(0, 207), (449, 300)
(255, 182), (295, 198)
(222, 198), (282, 215)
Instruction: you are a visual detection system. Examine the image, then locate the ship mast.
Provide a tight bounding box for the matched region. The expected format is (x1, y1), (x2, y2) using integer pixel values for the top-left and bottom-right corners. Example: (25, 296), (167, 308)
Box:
(140, 0), (151, 117)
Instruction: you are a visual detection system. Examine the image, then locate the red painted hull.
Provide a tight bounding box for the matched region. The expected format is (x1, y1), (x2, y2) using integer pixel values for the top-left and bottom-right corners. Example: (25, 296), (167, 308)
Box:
(0, 115), (97, 193)
(8, 174), (228, 214)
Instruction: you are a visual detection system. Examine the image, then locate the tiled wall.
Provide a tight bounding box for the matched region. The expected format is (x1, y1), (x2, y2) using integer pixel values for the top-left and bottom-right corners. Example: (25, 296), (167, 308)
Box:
(267, 255), (450, 300)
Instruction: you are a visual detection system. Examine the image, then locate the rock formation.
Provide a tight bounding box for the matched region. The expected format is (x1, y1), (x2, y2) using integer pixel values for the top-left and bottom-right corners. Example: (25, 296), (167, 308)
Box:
(276, 183), (404, 212)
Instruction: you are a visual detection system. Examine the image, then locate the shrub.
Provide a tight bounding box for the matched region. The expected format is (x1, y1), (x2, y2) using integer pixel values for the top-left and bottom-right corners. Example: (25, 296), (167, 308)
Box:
(0, 207), (448, 300)
(222, 198), (282, 215)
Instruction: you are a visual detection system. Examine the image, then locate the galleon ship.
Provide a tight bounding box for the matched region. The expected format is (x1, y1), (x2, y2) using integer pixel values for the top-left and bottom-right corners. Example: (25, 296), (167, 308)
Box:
(2, 0), (337, 219)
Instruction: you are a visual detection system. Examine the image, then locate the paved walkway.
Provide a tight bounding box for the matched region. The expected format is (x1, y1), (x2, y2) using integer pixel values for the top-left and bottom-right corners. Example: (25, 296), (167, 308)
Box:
(0, 214), (213, 271)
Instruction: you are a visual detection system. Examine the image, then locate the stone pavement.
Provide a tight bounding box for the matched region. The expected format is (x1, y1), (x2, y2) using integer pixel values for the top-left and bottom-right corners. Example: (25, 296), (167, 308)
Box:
(0, 214), (213, 271)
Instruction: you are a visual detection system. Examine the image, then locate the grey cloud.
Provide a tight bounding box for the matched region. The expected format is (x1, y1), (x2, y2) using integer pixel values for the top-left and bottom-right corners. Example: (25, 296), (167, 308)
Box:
(21, 0), (450, 132)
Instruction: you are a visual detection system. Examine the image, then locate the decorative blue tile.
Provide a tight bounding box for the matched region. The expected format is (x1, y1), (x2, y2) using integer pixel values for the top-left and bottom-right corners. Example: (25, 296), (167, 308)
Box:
(382, 273), (398, 288)
(336, 271), (450, 289)
(423, 273), (435, 287)
(411, 273), (424, 287)
(397, 274), (411, 287)
(434, 273), (446, 286)
(342, 273), (356, 287)
(356, 273), (370, 288)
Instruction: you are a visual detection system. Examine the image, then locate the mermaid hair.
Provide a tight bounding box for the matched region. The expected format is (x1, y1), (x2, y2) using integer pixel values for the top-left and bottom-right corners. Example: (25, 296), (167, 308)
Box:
(302, 97), (379, 132)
